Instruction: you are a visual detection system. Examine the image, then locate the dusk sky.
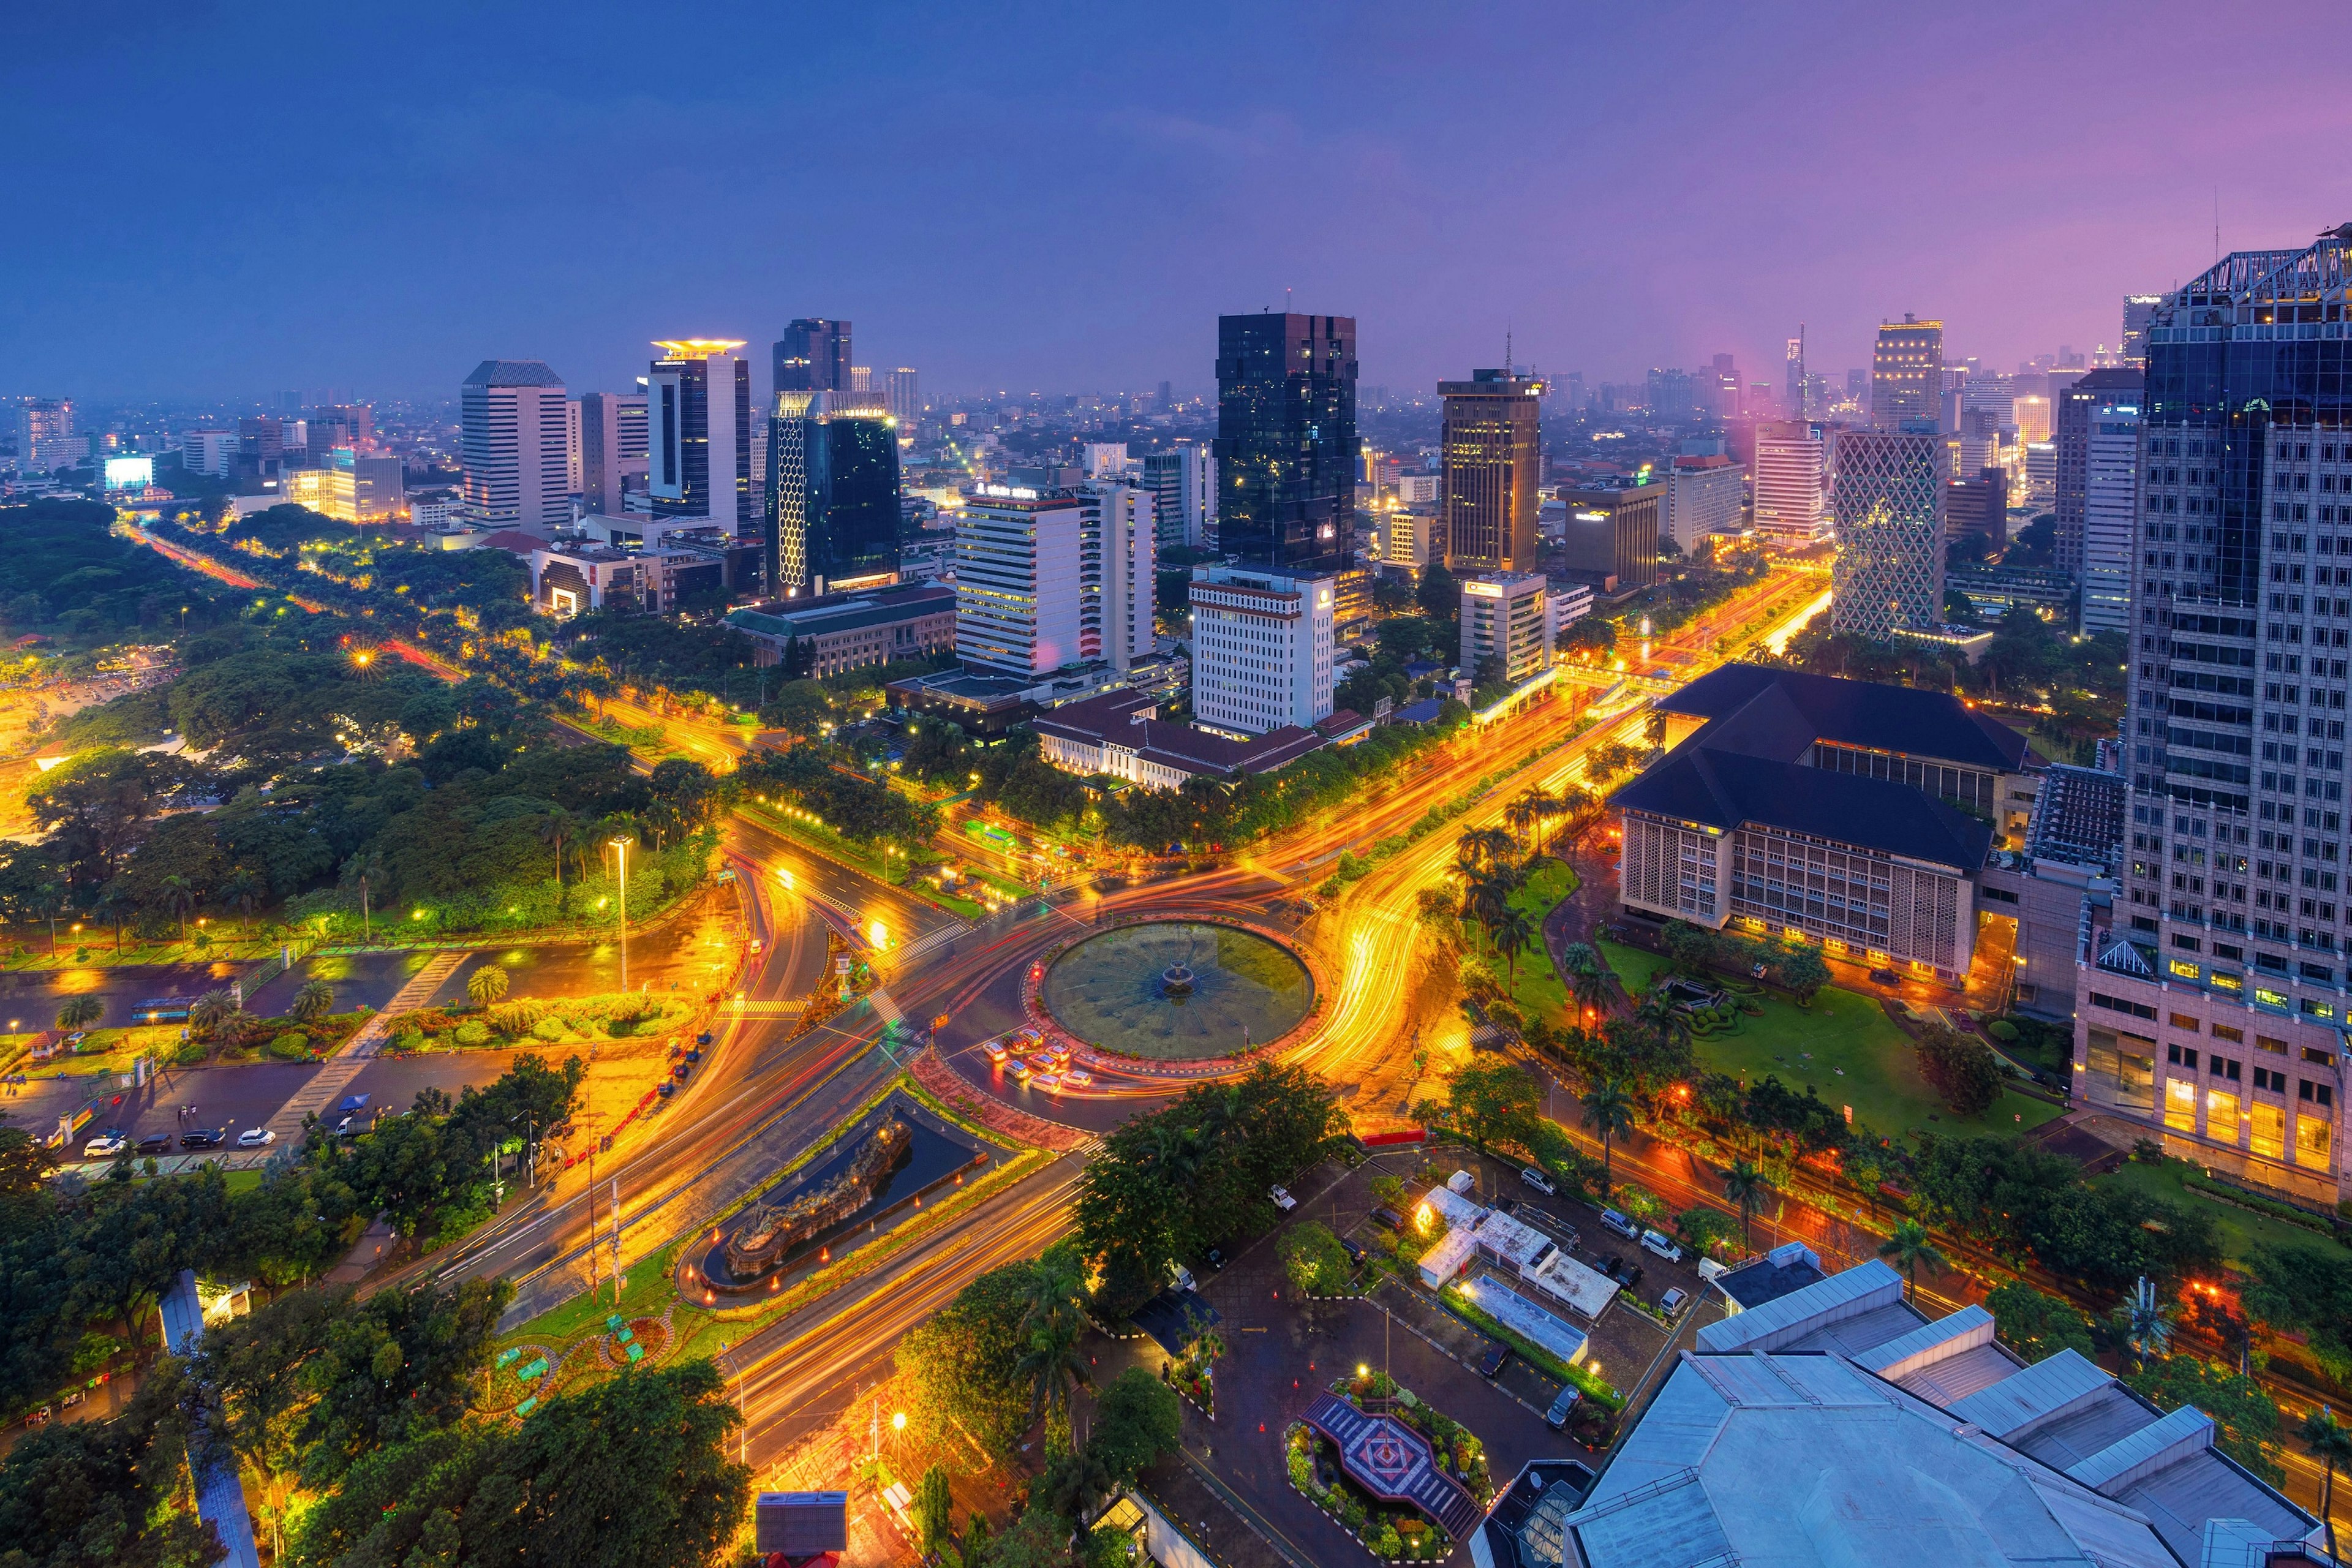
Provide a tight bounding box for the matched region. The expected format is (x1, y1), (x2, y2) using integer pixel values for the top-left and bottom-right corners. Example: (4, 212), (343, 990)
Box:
(9, 0), (2352, 405)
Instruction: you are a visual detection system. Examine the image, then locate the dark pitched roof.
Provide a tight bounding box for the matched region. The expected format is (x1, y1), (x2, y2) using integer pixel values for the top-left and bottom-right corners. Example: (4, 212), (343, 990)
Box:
(1613, 745), (1994, 872)
(463, 358), (564, 388)
(1031, 692), (1328, 779)
(1660, 663), (2029, 771)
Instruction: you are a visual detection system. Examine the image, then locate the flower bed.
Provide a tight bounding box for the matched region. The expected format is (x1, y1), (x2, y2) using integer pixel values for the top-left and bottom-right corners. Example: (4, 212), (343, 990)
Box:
(1439, 1287), (1623, 1409)
(1283, 1420), (1456, 1562)
(1336, 1370), (1492, 1502)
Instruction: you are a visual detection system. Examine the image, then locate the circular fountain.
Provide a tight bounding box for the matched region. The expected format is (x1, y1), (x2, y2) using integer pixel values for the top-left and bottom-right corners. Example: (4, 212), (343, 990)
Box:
(1040, 921), (1312, 1061)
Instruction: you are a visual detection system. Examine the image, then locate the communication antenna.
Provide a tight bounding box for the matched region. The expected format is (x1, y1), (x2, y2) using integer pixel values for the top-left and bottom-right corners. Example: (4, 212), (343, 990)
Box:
(1506, 330), (1513, 375)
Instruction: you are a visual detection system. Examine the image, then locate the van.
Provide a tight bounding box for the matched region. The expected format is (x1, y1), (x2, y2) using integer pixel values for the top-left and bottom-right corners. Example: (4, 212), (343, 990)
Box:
(1639, 1228), (1684, 1262)
(1169, 1261), (1197, 1293)
(1544, 1386), (1581, 1431)
(1597, 1208), (1638, 1240)
(1519, 1166), (1556, 1196)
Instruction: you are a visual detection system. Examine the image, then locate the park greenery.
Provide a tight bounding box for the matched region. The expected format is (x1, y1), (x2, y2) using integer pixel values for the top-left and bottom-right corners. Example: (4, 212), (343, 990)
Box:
(0, 500), (233, 640)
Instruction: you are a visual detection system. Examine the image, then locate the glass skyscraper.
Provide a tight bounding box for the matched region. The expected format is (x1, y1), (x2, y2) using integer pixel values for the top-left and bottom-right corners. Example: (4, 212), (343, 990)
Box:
(2079, 224), (2352, 1209)
(648, 341), (752, 530)
(773, 319), (851, 396)
(1829, 423), (1946, 637)
(1212, 312), (1355, 575)
(766, 391), (900, 598)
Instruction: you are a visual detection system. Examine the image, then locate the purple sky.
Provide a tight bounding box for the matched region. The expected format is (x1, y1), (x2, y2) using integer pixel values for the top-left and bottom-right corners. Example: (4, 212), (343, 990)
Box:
(9, 0), (2351, 404)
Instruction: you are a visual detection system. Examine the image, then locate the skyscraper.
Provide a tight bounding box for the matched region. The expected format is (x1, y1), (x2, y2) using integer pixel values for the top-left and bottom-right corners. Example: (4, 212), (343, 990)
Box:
(1213, 312), (1355, 575)
(2077, 393), (2140, 635)
(2082, 225), (2352, 1208)
(648, 340), (753, 531)
(766, 390), (900, 598)
(1079, 482), (1155, 671)
(1830, 423), (1946, 637)
(773, 319), (851, 396)
(2054, 367), (2145, 583)
(17, 399), (75, 472)
(1785, 328), (1806, 417)
(954, 492), (1084, 677)
(1189, 566), (1334, 737)
(1645, 368), (1698, 422)
(1142, 443), (1215, 551)
(1439, 368), (1544, 573)
(2120, 293), (2163, 368)
(1751, 420), (1830, 543)
(884, 368), (921, 424)
(1870, 314), (1944, 429)
(461, 360), (570, 534)
(578, 391), (649, 518)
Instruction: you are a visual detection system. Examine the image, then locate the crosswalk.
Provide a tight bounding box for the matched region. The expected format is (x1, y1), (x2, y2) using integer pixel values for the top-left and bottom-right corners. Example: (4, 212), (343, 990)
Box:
(262, 950), (469, 1139)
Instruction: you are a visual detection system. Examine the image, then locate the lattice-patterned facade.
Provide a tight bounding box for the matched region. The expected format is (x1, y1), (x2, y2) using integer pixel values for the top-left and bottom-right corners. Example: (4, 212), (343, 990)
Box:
(1830, 426), (1947, 638)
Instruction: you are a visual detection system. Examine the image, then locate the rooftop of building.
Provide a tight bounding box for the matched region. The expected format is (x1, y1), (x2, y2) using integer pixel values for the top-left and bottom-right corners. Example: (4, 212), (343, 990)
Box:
(1532, 1260), (2324, 1568)
(1031, 690), (1329, 780)
(1711, 1241), (1828, 1313)
(463, 359), (564, 388)
(1558, 475), (1665, 499)
(728, 584), (955, 638)
(1659, 663), (2032, 772)
(2027, 763), (2128, 870)
(1613, 741), (1994, 873)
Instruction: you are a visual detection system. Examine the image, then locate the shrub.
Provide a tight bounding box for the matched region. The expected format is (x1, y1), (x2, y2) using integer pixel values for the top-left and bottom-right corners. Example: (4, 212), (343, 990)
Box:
(1986, 1019), (2020, 1042)
(1917, 1023), (2003, 1116)
(266, 1030), (310, 1060)
(454, 1021), (490, 1047)
(533, 1017), (568, 1041)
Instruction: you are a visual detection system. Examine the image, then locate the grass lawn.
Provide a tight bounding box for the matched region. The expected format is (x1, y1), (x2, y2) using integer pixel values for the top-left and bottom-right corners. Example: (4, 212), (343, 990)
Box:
(1490, 862), (1580, 1018)
(2089, 1156), (2348, 1268)
(1591, 940), (2062, 1144)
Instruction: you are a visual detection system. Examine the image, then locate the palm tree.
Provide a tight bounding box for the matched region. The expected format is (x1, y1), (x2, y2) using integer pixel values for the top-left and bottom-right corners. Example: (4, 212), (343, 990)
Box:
(1562, 943), (1610, 1022)
(288, 979), (334, 1022)
(466, 965), (510, 1009)
(2299, 1406), (2352, 1567)
(189, 989), (236, 1041)
(1456, 826), (1518, 874)
(31, 881), (65, 956)
(1580, 1080), (1635, 1194)
(1463, 870), (1513, 946)
(159, 873), (198, 941)
(2118, 1276), (2174, 1371)
(1721, 1159), (1769, 1253)
(94, 881), (130, 954)
(1877, 1219), (1947, 1301)
(1505, 788), (1552, 854)
(1035, 1442), (1117, 1532)
(1491, 907), (1538, 994)
(1635, 984), (1693, 1056)
(55, 995), (102, 1031)
(340, 851), (385, 943)
(536, 807), (578, 890)
(219, 867), (265, 938)
(1018, 1242), (1091, 1444)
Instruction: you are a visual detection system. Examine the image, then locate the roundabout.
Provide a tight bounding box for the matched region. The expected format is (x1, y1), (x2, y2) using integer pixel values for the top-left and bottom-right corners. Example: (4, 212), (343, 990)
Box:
(1036, 918), (1314, 1061)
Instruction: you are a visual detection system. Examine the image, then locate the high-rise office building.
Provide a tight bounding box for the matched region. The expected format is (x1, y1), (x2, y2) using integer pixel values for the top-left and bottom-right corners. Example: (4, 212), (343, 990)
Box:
(1663, 454), (1743, 549)
(2014, 394), (2052, 445)
(309, 403), (373, 453)
(773, 319), (851, 396)
(1558, 478), (1664, 590)
(2054, 368), (2145, 582)
(2082, 227), (2352, 1208)
(1646, 368), (1699, 422)
(17, 399), (75, 472)
(1830, 423), (1946, 638)
(766, 390), (900, 598)
(1751, 421), (1830, 543)
(562, 398), (583, 494)
(2025, 440), (2057, 507)
(1213, 312), (1355, 575)
(884, 368), (921, 424)
(1079, 482), (1155, 671)
(2121, 294), (2163, 368)
(1871, 314), (1944, 429)
(1142, 443), (1215, 551)
(648, 340), (753, 531)
(461, 360), (571, 534)
(1439, 368), (1544, 573)
(2077, 394), (2140, 635)
(1459, 572), (1553, 687)
(1785, 329), (1806, 417)
(579, 391), (649, 518)
(180, 429), (239, 480)
(849, 366), (873, 393)
(1189, 565), (1335, 737)
(954, 491), (1084, 677)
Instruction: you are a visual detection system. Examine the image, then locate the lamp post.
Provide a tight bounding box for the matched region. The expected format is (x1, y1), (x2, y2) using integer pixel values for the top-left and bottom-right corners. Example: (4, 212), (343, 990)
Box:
(609, 837), (631, 992)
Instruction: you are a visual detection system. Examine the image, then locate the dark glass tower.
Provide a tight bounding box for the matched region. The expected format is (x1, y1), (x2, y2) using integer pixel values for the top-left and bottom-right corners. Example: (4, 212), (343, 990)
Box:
(766, 392), (901, 597)
(773, 319), (851, 395)
(1213, 312), (1355, 575)
(649, 342), (752, 528)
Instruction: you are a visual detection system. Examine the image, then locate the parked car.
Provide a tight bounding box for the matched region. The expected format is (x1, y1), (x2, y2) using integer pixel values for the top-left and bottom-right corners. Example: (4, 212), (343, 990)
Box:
(1659, 1287), (1690, 1319)
(1602, 1255), (1645, 1289)
(137, 1132), (173, 1155)
(236, 1128), (276, 1148)
(1370, 1205), (1405, 1231)
(1006, 1059), (1033, 1082)
(1270, 1185), (1297, 1211)
(1520, 1166), (1557, 1196)
(81, 1133), (127, 1159)
(1478, 1343), (1510, 1379)
(1545, 1386), (1582, 1431)
(1639, 1228), (1685, 1262)
(1869, 967), (1901, 985)
(1204, 1244), (1227, 1271)
(697, 1031), (714, 1046)
(1340, 1237), (1368, 1267)
(179, 1129), (223, 1150)
(1598, 1208), (1639, 1240)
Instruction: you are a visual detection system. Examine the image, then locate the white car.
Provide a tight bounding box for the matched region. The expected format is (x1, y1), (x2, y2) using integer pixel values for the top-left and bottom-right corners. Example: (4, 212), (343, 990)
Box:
(1639, 1227), (1686, 1262)
(80, 1133), (127, 1158)
(1270, 1185), (1297, 1211)
(236, 1128), (276, 1148)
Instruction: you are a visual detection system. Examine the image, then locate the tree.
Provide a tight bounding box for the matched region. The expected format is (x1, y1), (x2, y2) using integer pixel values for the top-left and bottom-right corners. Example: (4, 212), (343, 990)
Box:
(1561, 943), (1609, 1023)
(1442, 1060), (1542, 1156)
(2126, 1356), (2283, 1484)
(158, 872), (198, 940)
(2242, 1244), (2352, 1384)
(1504, 787), (1553, 855)
(0, 1357), (218, 1568)
(1415, 562), (1459, 620)
(465, 964), (510, 1008)
(1085, 1366), (1182, 1487)
(1917, 1023), (2003, 1117)
(1984, 1280), (2095, 1360)
(1774, 940), (1830, 1003)
(339, 850), (385, 942)
(288, 978), (333, 1022)
(896, 1262), (1038, 1457)
(219, 865), (266, 937)
(1674, 1205), (1736, 1256)
(1035, 1442), (1117, 1531)
(1719, 1159), (1769, 1251)
(2116, 1275), (2175, 1371)
(1877, 1219), (1947, 1300)
(2300, 1406), (2352, 1567)
(1579, 1080), (1635, 1194)
(1490, 906), (1537, 993)
(188, 988), (235, 1042)
(193, 1286), (339, 1559)
(55, 995), (102, 1031)
(1017, 1241), (1093, 1449)
(914, 1463), (955, 1556)
(1278, 1220), (1353, 1296)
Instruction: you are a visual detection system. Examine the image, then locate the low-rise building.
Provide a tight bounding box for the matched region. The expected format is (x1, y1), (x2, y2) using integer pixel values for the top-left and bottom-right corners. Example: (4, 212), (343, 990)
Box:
(530, 541), (719, 616)
(1030, 690), (1330, 790)
(1555, 477), (1663, 592)
(725, 584), (956, 677)
(1979, 762), (2124, 1023)
(1460, 572), (1553, 686)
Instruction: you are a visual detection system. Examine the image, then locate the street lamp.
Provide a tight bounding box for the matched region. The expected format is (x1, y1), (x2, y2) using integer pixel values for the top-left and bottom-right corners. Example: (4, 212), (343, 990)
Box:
(609, 837), (632, 992)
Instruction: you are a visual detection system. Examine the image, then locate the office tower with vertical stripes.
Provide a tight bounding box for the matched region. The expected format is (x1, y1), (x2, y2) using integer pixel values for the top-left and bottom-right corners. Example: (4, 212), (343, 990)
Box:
(461, 360), (570, 534)
(1440, 369), (1544, 573)
(648, 340), (753, 531)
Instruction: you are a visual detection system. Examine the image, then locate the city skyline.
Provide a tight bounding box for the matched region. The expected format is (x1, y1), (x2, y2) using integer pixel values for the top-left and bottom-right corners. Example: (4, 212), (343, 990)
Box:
(7, 2), (2350, 401)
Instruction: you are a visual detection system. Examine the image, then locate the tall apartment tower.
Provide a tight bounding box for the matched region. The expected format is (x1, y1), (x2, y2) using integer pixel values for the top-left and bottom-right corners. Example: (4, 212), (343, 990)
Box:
(1830, 422), (1947, 638)
(2080, 227), (2352, 1209)
(2077, 393), (2141, 635)
(954, 492), (1084, 677)
(1785, 327), (1806, 417)
(578, 391), (649, 518)
(1870, 314), (1945, 429)
(647, 340), (753, 532)
(1079, 482), (1156, 671)
(1750, 420), (1830, 543)
(884, 368), (920, 424)
(1439, 368), (1544, 573)
(2120, 295), (2163, 367)
(773, 319), (851, 396)
(1189, 565), (1335, 737)
(1141, 442), (1215, 550)
(17, 399), (75, 472)
(461, 360), (571, 535)
(1213, 312), (1355, 575)
(766, 390), (900, 598)
(2054, 367), (2146, 583)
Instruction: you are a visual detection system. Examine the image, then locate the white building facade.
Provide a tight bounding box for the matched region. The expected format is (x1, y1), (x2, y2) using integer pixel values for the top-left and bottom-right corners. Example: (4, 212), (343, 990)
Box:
(2078, 395), (2141, 635)
(954, 491), (1084, 677)
(1750, 421), (1829, 542)
(1080, 482), (1155, 671)
(1663, 457), (1744, 549)
(461, 359), (571, 535)
(1189, 565), (1334, 737)
(1141, 443), (1215, 551)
